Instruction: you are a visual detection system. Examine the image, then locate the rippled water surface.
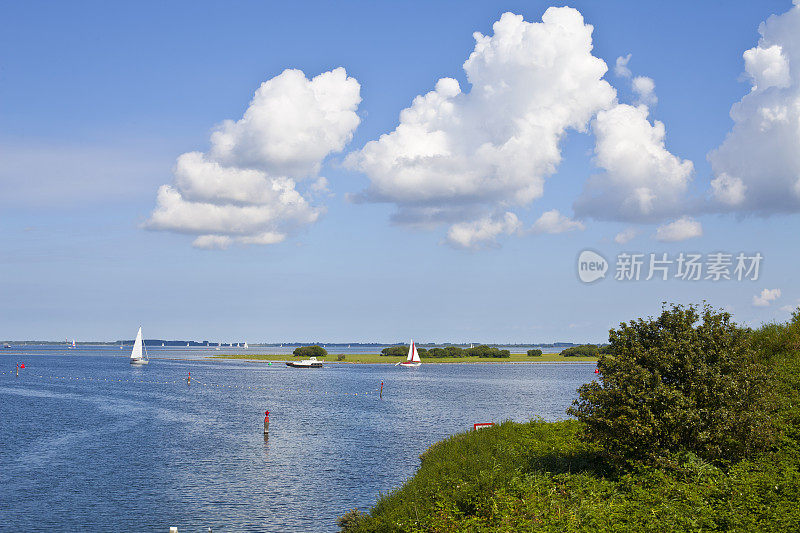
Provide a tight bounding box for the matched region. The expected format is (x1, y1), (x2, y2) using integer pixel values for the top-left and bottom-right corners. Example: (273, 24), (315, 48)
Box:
(0, 347), (593, 532)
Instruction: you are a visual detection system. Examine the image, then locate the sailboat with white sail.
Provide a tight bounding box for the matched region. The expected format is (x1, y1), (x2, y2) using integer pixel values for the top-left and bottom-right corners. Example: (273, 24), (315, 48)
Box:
(395, 339), (422, 368)
(130, 327), (149, 365)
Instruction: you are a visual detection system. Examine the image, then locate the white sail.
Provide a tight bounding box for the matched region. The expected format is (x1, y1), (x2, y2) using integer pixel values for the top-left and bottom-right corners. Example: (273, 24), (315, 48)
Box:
(131, 327), (143, 360)
(407, 340), (421, 362)
(244, 342), (248, 349)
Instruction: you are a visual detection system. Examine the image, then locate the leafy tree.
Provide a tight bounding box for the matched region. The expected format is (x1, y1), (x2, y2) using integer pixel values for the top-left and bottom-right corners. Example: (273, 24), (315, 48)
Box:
(381, 345), (428, 357)
(527, 349), (543, 357)
(427, 346), (465, 358)
(380, 346), (407, 357)
(561, 344), (599, 357)
(568, 303), (774, 465)
(466, 345), (511, 358)
(292, 345), (327, 357)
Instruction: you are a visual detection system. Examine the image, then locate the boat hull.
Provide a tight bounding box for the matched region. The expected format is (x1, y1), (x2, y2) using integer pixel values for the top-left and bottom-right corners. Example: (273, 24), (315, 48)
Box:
(285, 362), (323, 368)
(395, 362), (421, 367)
(130, 359), (149, 365)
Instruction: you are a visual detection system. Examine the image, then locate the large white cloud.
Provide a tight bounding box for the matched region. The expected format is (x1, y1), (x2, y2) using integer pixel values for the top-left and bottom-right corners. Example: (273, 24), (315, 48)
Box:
(708, 2), (800, 213)
(347, 8), (616, 240)
(575, 103), (694, 222)
(146, 68), (361, 248)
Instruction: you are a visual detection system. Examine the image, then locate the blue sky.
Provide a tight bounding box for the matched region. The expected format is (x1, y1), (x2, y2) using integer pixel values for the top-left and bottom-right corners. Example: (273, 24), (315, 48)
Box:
(1, 0), (799, 342)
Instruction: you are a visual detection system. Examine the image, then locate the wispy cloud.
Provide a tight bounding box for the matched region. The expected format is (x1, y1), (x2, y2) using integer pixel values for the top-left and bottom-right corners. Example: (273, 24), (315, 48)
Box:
(753, 288), (782, 307)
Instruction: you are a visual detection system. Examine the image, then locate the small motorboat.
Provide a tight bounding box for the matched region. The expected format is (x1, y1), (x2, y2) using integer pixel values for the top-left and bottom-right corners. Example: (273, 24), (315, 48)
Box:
(286, 357), (323, 368)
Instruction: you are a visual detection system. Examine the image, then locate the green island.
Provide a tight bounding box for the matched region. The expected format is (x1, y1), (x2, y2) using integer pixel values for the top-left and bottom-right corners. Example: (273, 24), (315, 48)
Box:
(336, 304), (800, 532)
(211, 352), (595, 364)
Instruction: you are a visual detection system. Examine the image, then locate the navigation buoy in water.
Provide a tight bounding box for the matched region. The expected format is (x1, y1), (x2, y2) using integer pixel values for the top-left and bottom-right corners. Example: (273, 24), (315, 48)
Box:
(380, 380), (384, 399)
(264, 410), (270, 435)
(594, 368), (599, 374)
(187, 372), (191, 386)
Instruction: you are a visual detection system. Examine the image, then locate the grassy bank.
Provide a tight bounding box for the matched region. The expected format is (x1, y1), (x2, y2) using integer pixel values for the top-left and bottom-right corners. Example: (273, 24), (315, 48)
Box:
(211, 353), (593, 364)
(339, 312), (800, 532)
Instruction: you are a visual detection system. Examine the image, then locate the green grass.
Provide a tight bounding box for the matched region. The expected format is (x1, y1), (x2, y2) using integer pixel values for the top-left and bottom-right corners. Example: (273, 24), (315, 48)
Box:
(339, 347), (800, 532)
(211, 353), (596, 364)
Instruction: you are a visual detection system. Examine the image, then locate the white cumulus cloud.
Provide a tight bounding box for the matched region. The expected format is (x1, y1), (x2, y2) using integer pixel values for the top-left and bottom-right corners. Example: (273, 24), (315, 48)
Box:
(653, 216), (703, 242)
(708, 2), (800, 213)
(348, 8), (616, 243)
(614, 227), (637, 244)
(146, 68), (361, 248)
(615, 54), (632, 78)
(529, 209), (585, 234)
(753, 288), (782, 307)
(632, 76), (657, 106)
(575, 103), (694, 222)
(445, 212), (521, 249)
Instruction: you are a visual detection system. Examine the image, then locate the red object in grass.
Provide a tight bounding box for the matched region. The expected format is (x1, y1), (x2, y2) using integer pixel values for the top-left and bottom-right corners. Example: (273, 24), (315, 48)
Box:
(473, 423), (494, 430)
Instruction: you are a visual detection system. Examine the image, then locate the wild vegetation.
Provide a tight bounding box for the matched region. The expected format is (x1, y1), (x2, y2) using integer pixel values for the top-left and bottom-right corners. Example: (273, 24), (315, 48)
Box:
(381, 345), (511, 359)
(292, 345), (327, 357)
(214, 352), (590, 364)
(340, 304), (800, 532)
(527, 349), (543, 357)
(560, 344), (600, 357)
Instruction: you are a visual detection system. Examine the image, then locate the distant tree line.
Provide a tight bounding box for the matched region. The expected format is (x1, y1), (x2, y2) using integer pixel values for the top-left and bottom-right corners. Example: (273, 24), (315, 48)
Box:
(560, 344), (611, 357)
(293, 345), (327, 357)
(380, 345), (510, 358)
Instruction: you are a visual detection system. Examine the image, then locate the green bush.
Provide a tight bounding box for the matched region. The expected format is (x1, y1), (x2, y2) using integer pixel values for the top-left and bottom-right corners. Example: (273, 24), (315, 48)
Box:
(527, 349), (543, 357)
(380, 345), (405, 356)
(568, 303), (774, 465)
(466, 345), (511, 358)
(561, 344), (599, 357)
(380, 345), (428, 357)
(749, 308), (800, 359)
(292, 345), (327, 357)
(426, 346), (465, 358)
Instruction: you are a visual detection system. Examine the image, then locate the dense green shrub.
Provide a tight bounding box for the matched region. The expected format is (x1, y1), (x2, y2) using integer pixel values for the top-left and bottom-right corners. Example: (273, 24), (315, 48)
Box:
(527, 349), (543, 357)
(569, 303), (774, 465)
(426, 346), (465, 358)
(380, 345), (428, 357)
(380, 346), (407, 357)
(292, 345), (327, 357)
(749, 308), (800, 359)
(466, 344), (511, 358)
(561, 344), (600, 357)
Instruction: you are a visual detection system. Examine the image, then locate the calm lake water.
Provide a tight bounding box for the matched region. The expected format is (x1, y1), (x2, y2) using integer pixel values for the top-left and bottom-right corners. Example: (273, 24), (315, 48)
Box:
(0, 346), (593, 532)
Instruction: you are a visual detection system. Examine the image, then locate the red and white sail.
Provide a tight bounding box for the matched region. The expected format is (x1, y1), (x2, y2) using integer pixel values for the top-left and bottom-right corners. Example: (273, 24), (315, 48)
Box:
(406, 340), (420, 363)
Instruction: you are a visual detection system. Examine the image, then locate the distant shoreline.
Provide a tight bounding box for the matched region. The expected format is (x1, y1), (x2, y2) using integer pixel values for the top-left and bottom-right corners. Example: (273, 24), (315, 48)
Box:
(210, 353), (597, 364)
